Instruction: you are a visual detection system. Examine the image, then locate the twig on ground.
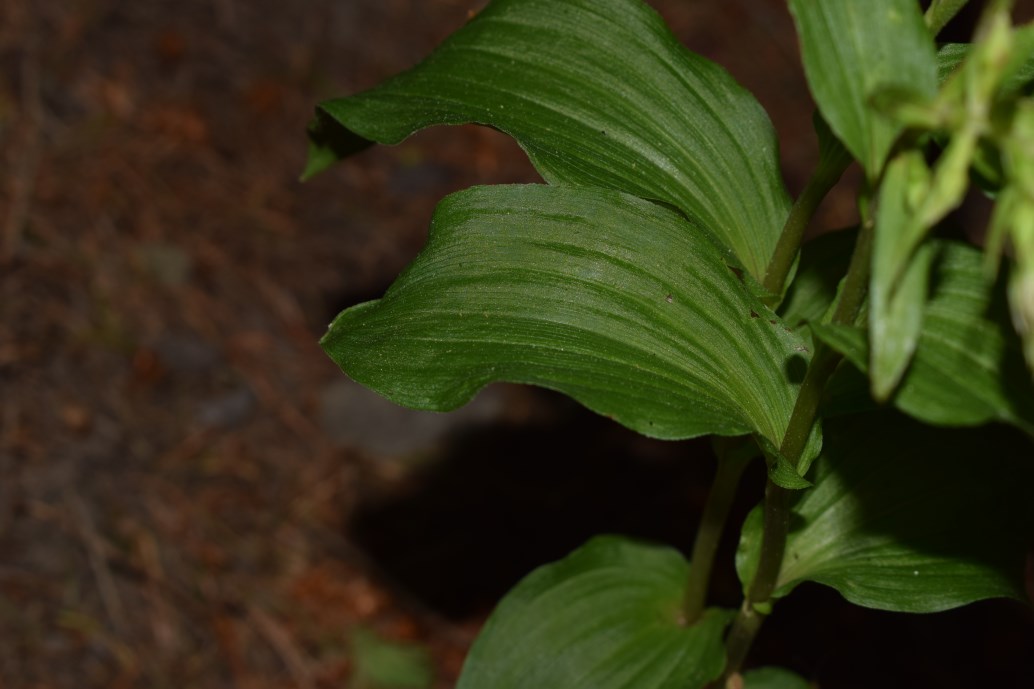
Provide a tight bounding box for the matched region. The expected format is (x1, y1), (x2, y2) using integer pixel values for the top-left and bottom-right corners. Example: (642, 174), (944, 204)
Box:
(247, 605), (315, 689)
(63, 488), (130, 637)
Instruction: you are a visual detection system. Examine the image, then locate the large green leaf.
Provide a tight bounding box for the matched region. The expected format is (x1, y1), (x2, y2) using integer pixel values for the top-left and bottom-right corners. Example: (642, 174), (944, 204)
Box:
(307, 0), (790, 281)
(813, 241), (1034, 434)
(738, 411), (1034, 613)
(323, 184), (812, 444)
(456, 536), (731, 689)
(789, 0), (938, 178)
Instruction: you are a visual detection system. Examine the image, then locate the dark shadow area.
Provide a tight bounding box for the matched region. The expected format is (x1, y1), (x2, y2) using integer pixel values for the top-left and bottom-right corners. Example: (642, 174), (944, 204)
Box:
(752, 409), (1034, 687)
(754, 583), (1034, 689)
(817, 411), (1033, 591)
(348, 392), (722, 619)
(784, 353), (809, 384)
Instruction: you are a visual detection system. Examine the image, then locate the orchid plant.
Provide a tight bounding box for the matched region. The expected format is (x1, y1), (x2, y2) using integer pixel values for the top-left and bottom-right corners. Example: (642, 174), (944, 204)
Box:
(305, 0), (1034, 686)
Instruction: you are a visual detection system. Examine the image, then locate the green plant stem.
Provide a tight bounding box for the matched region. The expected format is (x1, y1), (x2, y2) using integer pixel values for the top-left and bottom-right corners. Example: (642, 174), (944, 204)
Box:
(718, 215), (875, 686)
(830, 210), (876, 327)
(763, 151), (851, 301)
(682, 440), (752, 625)
(777, 218), (875, 464)
(720, 480), (789, 681)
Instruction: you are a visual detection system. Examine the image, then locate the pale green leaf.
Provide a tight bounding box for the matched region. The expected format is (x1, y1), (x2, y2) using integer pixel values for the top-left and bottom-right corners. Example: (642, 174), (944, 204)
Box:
(814, 240), (1034, 434)
(869, 151), (937, 400)
(307, 0), (790, 281)
(323, 185), (813, 445)
(789, 0), (938, 178)
(456, 536), (731, 689)
(739, 411), (1034, 613)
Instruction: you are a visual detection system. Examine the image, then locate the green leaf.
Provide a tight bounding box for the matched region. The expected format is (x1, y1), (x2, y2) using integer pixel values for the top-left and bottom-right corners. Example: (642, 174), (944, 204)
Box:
(869, 151), (938, 400)
(937, 43), (970, 85)
(925, 0), (970, 37)
(1003, 25), (1034, 96)
(734, 504), (764, 596)
(789, 0), (938, 178)
(756, 435), (815, 490)
(870, 247), (935, 401)
(937, 26), (1034, 95)
(813, 240), (1034, 434)
(739, 411), (1034, 613)
(323, 185), (813, 445)
(456, 536), (731, 689)
(743, 667), (812, 689)
(767, 456), (813, 490)
(307, 0), (790, 281)
(351, 629), (432, 689)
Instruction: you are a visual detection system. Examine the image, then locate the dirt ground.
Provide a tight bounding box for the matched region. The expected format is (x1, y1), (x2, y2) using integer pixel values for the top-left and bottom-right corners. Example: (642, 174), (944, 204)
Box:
(2, 1), (1031, 688)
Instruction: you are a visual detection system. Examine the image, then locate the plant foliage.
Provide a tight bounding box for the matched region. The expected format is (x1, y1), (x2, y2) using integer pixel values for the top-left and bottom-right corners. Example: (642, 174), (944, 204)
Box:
(307, 0), (1034, 685)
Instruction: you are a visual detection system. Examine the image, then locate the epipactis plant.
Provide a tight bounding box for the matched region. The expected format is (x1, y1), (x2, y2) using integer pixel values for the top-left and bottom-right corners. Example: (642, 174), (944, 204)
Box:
(305, 0), (1034, 686)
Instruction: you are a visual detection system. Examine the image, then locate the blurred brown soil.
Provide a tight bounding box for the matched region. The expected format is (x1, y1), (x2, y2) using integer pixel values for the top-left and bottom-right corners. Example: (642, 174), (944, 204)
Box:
(0, 1), (854, 687)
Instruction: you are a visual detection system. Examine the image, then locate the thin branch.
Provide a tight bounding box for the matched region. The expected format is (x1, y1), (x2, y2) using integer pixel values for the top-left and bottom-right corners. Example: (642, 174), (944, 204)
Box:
(682, 439), (753, 625)
(64, 489), (130, 636)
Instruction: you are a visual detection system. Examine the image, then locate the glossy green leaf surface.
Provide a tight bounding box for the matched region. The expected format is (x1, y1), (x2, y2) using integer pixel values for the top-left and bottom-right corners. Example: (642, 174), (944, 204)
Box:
(307, 0), (791, 281)
(456, 536), (731, 689)
(813, 241), (1034, 434)
(743, 667), (811, 689)
(323, 185), (812, 444)
(789, 0), (938, 178)
(739, 411), (1034, 613)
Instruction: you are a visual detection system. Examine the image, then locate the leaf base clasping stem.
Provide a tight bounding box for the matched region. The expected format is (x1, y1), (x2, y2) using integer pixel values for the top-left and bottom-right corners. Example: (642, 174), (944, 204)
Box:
(718, 210), (875, 686)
